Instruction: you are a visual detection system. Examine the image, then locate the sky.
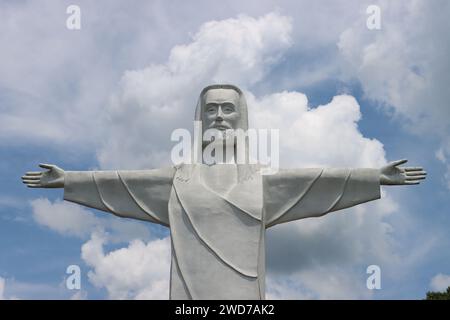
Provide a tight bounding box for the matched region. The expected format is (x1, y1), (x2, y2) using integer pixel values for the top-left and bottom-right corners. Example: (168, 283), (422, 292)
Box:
(0, 0), (449, 299)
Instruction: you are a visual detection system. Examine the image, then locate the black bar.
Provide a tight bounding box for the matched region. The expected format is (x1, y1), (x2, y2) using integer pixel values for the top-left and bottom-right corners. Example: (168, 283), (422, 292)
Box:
(1, 300), (449, 319)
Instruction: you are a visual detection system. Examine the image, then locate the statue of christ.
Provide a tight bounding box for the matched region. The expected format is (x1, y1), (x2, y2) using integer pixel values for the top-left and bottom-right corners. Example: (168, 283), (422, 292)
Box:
(22, 84), (426, 299)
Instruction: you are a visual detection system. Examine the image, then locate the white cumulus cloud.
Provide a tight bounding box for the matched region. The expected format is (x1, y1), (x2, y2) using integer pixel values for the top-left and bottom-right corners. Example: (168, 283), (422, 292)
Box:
(249, 91), (386, 168)
(430, 273), (450, 292)
(31, 198), (152, 243)
(337, 0), (450, 189)
(81, 232), (171, 299)
(98, 12), (292, 169)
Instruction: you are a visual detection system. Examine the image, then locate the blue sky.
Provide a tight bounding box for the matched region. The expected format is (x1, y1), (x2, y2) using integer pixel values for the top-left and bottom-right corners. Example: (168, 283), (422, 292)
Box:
(1, 0), (449, 299)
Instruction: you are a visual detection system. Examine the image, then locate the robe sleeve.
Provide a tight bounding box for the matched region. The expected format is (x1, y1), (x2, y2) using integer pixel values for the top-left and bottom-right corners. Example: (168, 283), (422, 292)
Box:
(63, 167), (175, 227)
(263, 168), (381, 228)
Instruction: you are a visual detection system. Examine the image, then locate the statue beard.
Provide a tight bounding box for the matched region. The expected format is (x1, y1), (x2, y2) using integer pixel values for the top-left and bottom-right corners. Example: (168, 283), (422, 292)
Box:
(202, 129), (237, 164)
(202, 128), (236, 145)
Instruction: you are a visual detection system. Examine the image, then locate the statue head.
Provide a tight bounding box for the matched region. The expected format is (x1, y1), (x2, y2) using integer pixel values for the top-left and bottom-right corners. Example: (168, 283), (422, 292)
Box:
(195, 84), (248, 133)
(192, 84), (251, 166)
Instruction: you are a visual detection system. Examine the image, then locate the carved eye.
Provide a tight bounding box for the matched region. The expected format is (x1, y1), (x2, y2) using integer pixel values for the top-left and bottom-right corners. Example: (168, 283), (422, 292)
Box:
(222, 104), (235, 114)
(207, 106), (217, 114)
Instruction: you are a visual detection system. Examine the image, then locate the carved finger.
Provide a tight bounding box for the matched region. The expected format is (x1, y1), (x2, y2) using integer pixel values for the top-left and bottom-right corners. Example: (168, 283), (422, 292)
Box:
(405, 180), (420, 185)
(404, 167), (423, 172)
(25, 172), (43, 176)
(22, 176), (41, 181)
(406, 171), (427, 176)
(39, 163), (54, 170)
(391, 159), (408, 167)
(26, 183), (42, 188)
(22, 179), (41, 184)
(406, 175), (426, 180)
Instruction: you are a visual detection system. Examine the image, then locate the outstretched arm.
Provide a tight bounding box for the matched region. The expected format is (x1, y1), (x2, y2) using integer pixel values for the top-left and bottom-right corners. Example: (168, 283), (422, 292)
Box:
(22, 164), (175, 227)
(263, 167), (381, 227)
(264, 159), (426, 228)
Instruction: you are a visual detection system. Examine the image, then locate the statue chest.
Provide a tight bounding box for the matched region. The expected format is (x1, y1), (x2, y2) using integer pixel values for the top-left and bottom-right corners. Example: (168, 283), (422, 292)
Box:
(172, 164), (263, 221)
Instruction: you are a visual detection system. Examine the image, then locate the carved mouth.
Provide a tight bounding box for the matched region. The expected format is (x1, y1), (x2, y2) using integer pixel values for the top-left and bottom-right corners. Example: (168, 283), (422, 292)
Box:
(212, 124), (231, 131)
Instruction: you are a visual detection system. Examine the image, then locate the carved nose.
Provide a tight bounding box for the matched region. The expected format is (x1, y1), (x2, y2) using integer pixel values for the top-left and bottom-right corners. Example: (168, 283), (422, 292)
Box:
(216, 107), (224, 121)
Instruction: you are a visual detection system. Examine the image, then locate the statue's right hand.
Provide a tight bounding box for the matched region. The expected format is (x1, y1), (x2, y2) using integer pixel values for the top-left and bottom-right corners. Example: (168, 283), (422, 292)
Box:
(21, 163), (65, 188)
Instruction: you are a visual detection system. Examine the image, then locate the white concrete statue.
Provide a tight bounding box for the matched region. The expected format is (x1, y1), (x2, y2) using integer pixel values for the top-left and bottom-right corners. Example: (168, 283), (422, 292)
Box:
(22, 84), (426, 300)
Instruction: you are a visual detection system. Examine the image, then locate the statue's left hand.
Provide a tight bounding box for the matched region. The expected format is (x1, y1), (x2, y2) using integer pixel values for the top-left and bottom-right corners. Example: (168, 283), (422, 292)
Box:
(380, 159), (426, 185)
(21, 163), (65, 188)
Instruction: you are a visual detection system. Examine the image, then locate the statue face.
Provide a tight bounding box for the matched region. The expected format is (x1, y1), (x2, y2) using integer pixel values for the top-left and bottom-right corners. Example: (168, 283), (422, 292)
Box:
(202, 89), (241, 131)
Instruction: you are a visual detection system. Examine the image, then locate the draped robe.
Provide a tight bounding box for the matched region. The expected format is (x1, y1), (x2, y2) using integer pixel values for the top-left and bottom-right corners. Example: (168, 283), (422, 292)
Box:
(63, 164), (380, 299)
